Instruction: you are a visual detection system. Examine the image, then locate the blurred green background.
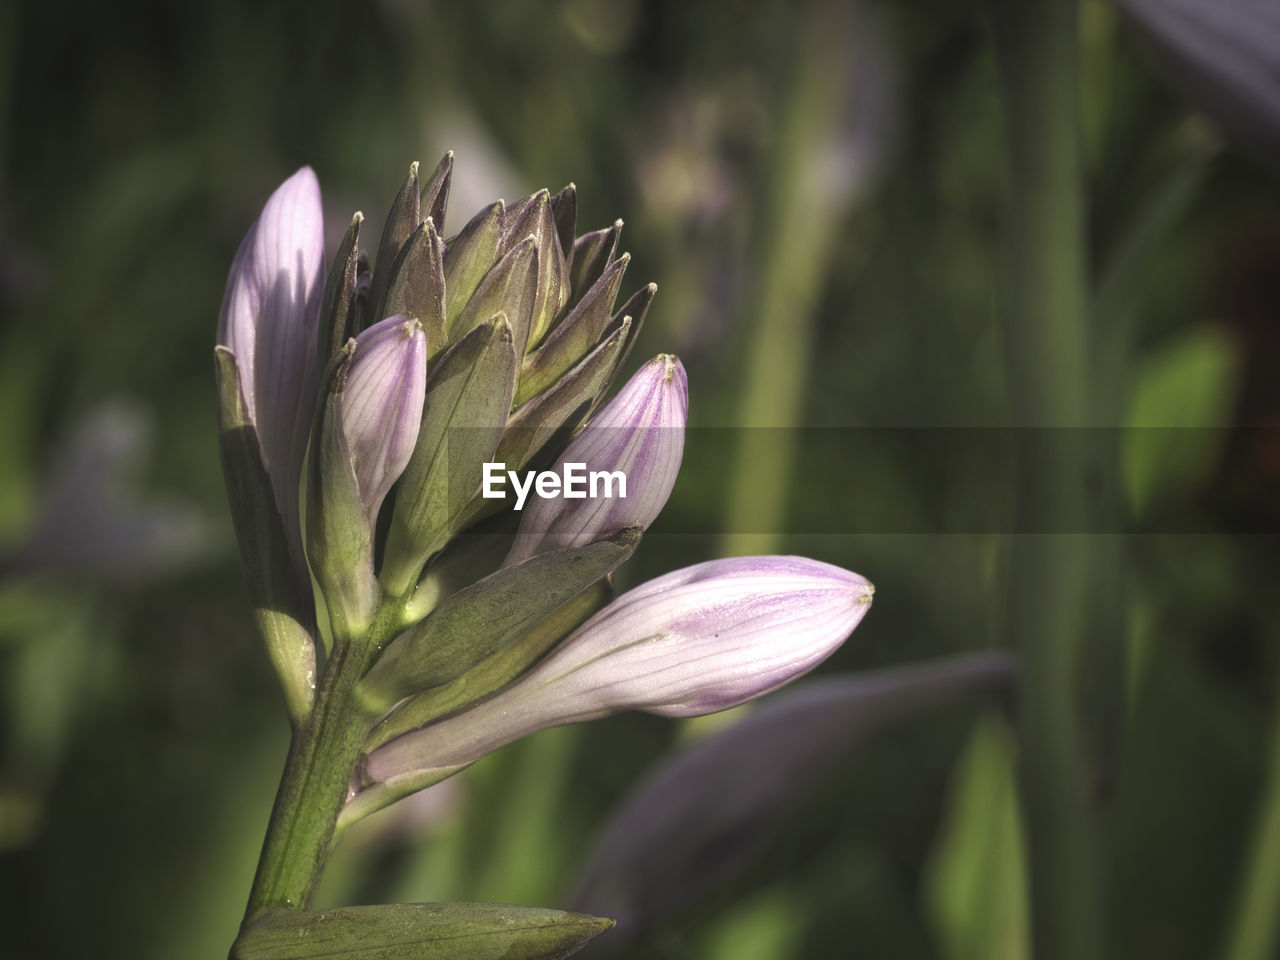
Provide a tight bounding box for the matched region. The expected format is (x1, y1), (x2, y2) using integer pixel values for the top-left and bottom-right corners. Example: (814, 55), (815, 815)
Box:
(1, 0), (1279, 957)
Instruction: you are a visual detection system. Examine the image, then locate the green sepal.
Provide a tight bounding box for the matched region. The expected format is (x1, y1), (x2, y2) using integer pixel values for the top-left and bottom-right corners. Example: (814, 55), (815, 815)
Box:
(502, 190), (569, 352)
(419, 150), (454, 233)
(231, 902), (613, 960)
(368, 576), (614, 750)
(451, 237), (537, 351)
(305, 342), (380, 639)
(517, 252), (629, 405)
(497, 315), (630, 471)
(382, 218), (447, 367)
(443, 200), (504, 331)
(215, 348), (316, 724)
(549, 183), (577, 269)
(362, 527), (640, 709)
(369, 162), (422, 324)
(317, 213), (363, 372)
(380, 314), (518, 598)
(566, 221), (621, 312)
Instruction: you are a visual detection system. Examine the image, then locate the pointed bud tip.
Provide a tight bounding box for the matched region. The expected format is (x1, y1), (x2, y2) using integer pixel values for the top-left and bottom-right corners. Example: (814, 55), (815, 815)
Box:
(487, 311), (515, 344)
(351, 211), (364, 225)
(409, 160), (420, 178)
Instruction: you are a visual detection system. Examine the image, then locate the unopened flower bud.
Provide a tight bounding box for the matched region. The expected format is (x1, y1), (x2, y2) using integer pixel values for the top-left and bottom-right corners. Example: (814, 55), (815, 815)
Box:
(365, 556), (873, 785)
(217, 167), (325, 565)
(343, 315), (428, 525)
(504, 355), (687, 566)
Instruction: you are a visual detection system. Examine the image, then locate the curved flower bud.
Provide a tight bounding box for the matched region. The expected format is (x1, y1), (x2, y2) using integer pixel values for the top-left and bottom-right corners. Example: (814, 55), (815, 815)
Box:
(217, 166), (325, 562)
(343, 314), (428, 525)
(364, 556), (873, 786)
(504, 355), (687, 566)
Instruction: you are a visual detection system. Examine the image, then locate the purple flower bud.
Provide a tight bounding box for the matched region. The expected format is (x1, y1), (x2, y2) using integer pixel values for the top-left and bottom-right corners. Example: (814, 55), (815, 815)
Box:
(504, 355), (687, 566)
(217, 167), (325, 564)
(364, 556), (873, 785)
(343, 315), (428, 525)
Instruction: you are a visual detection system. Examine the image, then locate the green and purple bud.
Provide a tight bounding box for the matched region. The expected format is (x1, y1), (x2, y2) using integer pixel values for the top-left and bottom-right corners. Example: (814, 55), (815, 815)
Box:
(362, 556), (873, 786)
(504, 355), (687, 565)
(306, 315), (426, 635)
(342, 315), (428, 526)
(217, 167), (325, 564)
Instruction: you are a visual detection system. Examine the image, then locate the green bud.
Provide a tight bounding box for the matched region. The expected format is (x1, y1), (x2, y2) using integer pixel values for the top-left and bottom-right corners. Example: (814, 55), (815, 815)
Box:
(443, 200), (504, 331)
(380, 314), (518, 598)
(567, 220), (622, 313)
(549, 183), (578, 271)
(419, 150), (454, 232)
(231, 902), (613, 960)
(497, 315), (630, 472)
(368, 162), (422, 323)
(317, 212), (363, 373)
(361, 527), (640, 709)
(452, 237), (537, 351)
(501, 190), (569, 351)
(516, 252), (629, 405)
(590, 280), (657, 412)
(215, 348), (317, 724)
(305, 342), (380, 639)
(383, 218), (447, 366)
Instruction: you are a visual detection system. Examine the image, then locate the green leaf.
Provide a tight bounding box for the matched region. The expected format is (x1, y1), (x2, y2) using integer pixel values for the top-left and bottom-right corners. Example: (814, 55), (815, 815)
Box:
(923, 713), (1030, 960)
(363, 528), (639, 708)
(214, 348), (316, 724)
(367, 575), (614, 751)
(380, 315), (518, 598)
(232, 902), (613, 960)
(1122, 326), (1237, 517)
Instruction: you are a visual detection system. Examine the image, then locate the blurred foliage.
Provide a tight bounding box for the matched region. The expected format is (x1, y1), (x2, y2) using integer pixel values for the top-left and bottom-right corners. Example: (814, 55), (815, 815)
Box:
(1, 0), (1278, 958)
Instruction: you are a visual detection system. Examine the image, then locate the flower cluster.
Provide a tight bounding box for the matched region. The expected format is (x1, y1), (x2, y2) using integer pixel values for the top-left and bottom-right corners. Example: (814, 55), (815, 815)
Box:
(215, 156), (874, 819)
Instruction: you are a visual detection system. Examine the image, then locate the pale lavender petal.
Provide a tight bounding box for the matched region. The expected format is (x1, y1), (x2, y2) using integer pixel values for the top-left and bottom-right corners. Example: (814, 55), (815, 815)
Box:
(504, 355), (687, 565)
(343, 314), (428, 524)
(217, 167), (325, 563)
(364, 556), (873, 785)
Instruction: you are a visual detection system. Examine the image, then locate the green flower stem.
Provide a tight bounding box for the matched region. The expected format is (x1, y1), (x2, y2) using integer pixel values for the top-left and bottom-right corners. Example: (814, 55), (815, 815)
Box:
(240, 606), (400, 923)
(987, 1), (1102, 959)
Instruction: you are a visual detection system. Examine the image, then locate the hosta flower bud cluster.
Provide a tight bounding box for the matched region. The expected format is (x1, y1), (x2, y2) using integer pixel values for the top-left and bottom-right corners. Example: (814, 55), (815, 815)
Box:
(215, 155), (873, 820)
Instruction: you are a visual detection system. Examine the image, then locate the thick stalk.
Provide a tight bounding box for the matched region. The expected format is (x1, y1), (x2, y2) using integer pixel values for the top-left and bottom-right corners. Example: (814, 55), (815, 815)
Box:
(238, 606), (399, 925)
(987, 1), (1102, 958)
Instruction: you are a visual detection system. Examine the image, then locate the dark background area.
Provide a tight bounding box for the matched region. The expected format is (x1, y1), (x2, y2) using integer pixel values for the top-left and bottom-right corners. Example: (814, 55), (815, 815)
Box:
(1, 1), (1279, 957)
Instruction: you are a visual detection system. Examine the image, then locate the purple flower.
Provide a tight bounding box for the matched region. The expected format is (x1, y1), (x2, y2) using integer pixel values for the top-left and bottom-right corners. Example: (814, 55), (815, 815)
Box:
(342, 315), (428, 526)
(364, 556), (873, 786)
(217, 167), (325, 569)
(504, 355), (687, 565)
